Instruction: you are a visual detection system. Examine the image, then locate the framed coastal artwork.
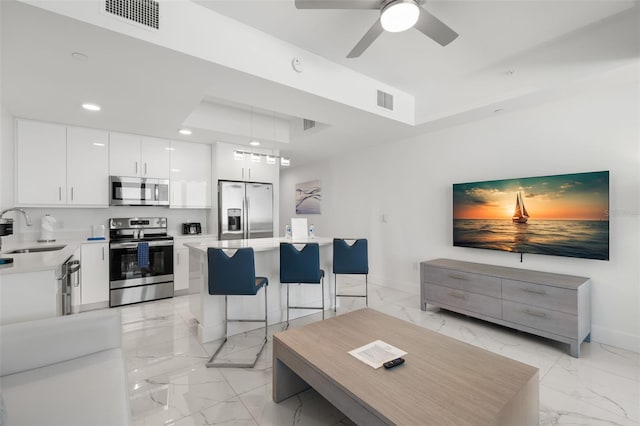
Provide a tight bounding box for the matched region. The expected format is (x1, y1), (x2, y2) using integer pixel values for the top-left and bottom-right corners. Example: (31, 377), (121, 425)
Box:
(295, 180), (321, 214)
(452, 170), (609, 260)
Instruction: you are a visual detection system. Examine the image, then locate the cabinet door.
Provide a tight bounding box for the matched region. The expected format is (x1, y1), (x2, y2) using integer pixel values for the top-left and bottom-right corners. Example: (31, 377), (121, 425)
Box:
(16, 120), (67, 205)
(80, 243), (109, 306)
(170, 141), (211, 208)
(246, 157), (274, 183)
(216, 142), (244, 181)
(67, 127), (109, 206)
(174, 247), (189, 291)
(109, 132), (141, 176)
(140, 136), (170, 179)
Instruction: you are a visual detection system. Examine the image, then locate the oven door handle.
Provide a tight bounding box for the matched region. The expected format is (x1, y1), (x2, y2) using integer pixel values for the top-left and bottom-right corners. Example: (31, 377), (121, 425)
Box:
(110, 241), (174, 249)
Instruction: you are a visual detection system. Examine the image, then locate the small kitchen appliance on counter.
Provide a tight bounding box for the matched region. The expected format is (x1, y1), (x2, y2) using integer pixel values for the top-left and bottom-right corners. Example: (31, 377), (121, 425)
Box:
(108, 217), (173, 307)
(182, 222), (202, 235)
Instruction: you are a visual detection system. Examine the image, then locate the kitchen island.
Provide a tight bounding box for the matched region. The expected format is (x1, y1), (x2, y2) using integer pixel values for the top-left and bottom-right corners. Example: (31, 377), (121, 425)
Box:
(186, 237), (333, 343)
(0, 239), (82, 325)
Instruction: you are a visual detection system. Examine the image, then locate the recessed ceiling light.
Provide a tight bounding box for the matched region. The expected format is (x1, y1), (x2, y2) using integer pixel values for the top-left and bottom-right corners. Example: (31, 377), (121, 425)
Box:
(249, 141), (261, 146)
(82, 103), (101, 111)
(178, 128), (192, 135)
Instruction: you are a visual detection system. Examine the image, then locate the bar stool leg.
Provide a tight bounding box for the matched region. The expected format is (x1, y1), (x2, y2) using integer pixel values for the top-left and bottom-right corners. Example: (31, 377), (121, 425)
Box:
(286, 284), (290, 328)
(334, 274), (337, 312)
(365, 275), (368, 307)
(321, 276), (325, 320)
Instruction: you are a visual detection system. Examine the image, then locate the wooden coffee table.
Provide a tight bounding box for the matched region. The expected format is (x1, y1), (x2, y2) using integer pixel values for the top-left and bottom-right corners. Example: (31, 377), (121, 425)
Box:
(273, 308), (539, 425)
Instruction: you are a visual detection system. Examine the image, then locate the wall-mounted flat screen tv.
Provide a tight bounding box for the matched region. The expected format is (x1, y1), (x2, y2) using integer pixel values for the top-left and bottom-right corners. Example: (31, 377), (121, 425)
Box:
(453, 171), (609, 260)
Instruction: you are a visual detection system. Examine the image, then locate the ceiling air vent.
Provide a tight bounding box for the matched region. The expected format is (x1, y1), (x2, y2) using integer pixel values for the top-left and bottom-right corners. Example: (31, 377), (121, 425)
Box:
(377, 90), (394, 111)
(105, 0), (159, 30)
(303, 119), (316, 131)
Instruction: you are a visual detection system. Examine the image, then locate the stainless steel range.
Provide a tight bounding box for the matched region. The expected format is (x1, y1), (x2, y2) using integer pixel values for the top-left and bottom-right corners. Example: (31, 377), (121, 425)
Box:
(109, 217), (173, 307)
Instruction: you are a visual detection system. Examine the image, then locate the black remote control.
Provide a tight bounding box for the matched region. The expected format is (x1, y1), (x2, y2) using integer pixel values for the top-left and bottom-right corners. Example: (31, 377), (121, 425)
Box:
(383, 357), (405, 369)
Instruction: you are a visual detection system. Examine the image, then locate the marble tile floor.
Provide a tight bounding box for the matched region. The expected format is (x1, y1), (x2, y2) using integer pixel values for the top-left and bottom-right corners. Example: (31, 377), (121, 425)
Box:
(119, 282), (640, 426)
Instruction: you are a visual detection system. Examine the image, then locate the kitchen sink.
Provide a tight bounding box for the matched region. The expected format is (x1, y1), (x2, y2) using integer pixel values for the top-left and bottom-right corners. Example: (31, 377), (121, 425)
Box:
(7, 245), (66, 254)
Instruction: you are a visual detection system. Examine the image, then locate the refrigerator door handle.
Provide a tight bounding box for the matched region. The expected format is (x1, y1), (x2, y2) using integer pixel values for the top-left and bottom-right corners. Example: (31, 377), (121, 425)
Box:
(245, 195), (250, 239)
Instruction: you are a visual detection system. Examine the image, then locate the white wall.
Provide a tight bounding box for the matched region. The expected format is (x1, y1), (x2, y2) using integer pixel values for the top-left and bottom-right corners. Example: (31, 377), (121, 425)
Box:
(280, 80), (640, 352)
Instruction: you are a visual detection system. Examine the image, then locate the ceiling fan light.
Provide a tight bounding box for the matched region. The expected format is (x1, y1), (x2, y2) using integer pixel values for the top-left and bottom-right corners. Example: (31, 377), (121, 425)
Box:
(380, 0), (419, 33)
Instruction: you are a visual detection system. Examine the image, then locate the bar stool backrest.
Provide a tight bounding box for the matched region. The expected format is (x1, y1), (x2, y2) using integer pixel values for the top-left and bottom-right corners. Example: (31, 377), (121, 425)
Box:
(333, 239), (369, 275)
(280, 243), (322, 284)
(208, 248), (261, 295)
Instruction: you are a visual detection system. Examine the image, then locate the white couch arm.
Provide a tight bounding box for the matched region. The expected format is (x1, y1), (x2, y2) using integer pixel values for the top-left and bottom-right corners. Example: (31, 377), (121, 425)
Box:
(0, 310), (122, 376)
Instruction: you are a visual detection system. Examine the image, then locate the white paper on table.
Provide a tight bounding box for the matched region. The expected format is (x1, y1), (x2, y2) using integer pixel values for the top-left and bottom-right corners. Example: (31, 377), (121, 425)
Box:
(290, 218), (308, 240)
(348, 340), (407, 369)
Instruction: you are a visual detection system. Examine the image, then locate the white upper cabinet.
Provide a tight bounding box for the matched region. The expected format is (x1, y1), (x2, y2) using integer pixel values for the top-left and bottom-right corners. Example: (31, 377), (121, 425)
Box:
(67, 127), (109, 206)
(170, 141), (211, 209)
(16, 120), (67, 206)
(109, 132), (170, 179)
(16, 120), (108, 207)
(109, 132), (140, 177)
(216, 142), (276, 183)
(140, 136), (170, 179)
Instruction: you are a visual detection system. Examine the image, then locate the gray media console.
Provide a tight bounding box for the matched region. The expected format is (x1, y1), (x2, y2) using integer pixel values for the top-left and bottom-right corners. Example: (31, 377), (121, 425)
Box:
(420, 258), (591, 357)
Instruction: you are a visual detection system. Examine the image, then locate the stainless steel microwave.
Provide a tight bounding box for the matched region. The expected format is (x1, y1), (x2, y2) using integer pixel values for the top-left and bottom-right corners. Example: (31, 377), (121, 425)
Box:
(109, 176), (170, 206)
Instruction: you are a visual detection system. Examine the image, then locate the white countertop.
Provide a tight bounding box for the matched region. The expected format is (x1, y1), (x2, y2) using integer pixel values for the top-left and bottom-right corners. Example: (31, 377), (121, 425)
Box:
(185, 236), (332, 253)
(0, 239), (83, 275)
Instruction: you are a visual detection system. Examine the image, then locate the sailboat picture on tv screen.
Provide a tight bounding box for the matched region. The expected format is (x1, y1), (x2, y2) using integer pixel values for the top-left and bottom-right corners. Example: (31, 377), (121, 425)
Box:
(453, 171), (609, 260)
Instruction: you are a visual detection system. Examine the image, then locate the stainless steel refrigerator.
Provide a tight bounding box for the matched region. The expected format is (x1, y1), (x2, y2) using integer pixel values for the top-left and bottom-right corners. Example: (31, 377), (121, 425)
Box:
(218, 180), (274, 240)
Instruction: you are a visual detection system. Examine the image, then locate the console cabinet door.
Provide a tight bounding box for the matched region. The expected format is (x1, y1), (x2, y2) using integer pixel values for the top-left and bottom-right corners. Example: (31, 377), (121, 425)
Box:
(67, 127), (109, 206)
(16, 120), (67, 205)
(80, 242), (109, 306)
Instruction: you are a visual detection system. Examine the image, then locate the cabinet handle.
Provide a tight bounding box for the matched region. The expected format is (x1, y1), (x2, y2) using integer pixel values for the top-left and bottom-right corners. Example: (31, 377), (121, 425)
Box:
(448, 274), (467, 281)
(524, 309), (547, 318)
(135, 161), (138, 175)
(448, 291), (466, 299)
(58, 187), (62, 201)
(177, 252), (180, 265)
(523, 288), (546, 295)
(102, 247), (105, 261)
(144, 162), (147, 175)
(248, 168), (251, 180)
(241, 167), (245, 180)
(71, 187), (74, 201)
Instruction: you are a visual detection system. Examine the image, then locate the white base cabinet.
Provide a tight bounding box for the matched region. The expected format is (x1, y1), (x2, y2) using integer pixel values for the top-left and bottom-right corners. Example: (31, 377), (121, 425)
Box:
(80, 242), (109, 308)
(420, 258), (591, 357)
(174, 247), (189, 292)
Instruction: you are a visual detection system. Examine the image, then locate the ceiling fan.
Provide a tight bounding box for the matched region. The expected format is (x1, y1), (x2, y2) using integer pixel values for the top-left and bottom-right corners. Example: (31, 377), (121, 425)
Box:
(294, 0), (458, 58)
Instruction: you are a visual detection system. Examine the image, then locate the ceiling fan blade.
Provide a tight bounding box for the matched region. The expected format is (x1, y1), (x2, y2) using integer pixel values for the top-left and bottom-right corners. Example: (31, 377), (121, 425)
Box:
(414, 6), (458, 46)
(347, 18), (384, 58)
(294, 0), (380, 10)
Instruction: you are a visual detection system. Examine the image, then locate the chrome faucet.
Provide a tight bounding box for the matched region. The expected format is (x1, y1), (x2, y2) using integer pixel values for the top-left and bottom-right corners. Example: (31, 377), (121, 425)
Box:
(1, 208), (33, 226)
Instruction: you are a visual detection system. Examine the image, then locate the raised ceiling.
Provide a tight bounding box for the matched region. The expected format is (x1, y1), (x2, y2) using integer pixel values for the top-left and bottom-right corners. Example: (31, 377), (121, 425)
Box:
(2, 0), (639, 165)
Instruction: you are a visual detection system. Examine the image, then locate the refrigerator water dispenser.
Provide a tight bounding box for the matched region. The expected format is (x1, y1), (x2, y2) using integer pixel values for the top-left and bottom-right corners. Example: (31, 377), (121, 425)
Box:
(228, 208), (241, 231)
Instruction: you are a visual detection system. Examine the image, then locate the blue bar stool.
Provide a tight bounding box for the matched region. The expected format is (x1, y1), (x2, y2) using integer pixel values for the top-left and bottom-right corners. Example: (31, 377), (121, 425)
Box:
(206, 247), (268, 368)
(333, 238), (369, 312)
(280, 242), (325, 328)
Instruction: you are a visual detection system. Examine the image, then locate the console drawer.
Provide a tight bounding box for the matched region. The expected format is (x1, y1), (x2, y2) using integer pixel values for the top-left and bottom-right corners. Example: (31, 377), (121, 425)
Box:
(422, 266), (501, 298)
(502, 279), (577, 314)
(503, 300), (577, 338)
(425, 284), (502, 319)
